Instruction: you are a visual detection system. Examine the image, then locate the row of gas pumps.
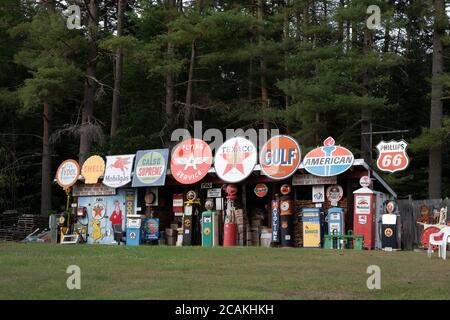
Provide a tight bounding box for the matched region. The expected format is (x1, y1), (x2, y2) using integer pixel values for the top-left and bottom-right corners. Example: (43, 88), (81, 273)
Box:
(121, 184), (399, 250)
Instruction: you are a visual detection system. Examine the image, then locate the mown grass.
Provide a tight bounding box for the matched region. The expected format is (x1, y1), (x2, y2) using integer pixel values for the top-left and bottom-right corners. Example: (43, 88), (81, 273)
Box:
(0, 243), (449, 300)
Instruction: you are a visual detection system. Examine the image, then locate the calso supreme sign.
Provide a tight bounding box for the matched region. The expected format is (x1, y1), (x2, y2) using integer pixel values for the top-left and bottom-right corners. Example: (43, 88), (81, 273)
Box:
(376, 140), (409, 173)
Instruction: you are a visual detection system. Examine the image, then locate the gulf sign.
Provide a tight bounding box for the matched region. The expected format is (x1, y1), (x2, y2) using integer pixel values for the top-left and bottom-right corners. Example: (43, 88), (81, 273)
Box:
(259, 135), (301, 180)
(302, 137), (354, 177)
(170, 138), (212, 184)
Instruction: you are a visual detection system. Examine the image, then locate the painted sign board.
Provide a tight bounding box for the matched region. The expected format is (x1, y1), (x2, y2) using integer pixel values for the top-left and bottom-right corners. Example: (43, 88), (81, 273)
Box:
(302, 137), (354, 177)
(103, 154), (135, 188)
(207, 188), (222, 198)
(81, 155), (105, 184)
(214, 137), (257, 183)
(312, 185), (325, 203)
(292, 174), (337, 186)
(170, 138), (213, 184)
(376, 140), (409, 173)
(55, 159), (80, 189)
(259, 135), (301, 180)
(132, 149), (169, 187)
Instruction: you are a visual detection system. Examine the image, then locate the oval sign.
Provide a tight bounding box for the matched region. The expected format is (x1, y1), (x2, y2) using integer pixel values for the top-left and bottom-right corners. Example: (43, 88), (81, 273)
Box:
(55, 159), (80, 189)
(170, 138), (212, 184)
(302, 137), (354, 177)
(81, 155), (105, 184)
(259, 135), (301, 180)
(254, 183), (268, 197)
(214, 137), (257, 183)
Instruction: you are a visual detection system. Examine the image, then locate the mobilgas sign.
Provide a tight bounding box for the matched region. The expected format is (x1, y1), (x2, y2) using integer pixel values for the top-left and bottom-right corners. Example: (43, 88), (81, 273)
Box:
(302, 137), (354, 177)
(132, 149), (169, 187)
(259, 135), (301, 180)
(103, 154), (135, 188)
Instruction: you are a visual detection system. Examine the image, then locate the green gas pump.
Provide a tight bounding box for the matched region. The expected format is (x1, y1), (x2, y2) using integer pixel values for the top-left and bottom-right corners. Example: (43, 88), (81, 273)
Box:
(202, 199), (219, 247)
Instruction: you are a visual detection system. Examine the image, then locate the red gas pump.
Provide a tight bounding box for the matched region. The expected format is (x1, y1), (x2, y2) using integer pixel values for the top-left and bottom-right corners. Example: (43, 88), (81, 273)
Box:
(353, 187), (376, 250)
(223, 184), (238, 246)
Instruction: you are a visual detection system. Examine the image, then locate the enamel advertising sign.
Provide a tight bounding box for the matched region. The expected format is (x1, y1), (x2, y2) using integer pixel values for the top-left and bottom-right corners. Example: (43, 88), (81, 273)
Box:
(302, 137), (354, 177)
(170, 138), (213, 184)
(259, 135), (301, 180)
(55, 159), (80, 189)
(376, 140), (409, 173)
(81, 155), (105, 184)
(132, 149), (169, 187)
(103, 154), (135, 188)
(214, 137), (257, 183)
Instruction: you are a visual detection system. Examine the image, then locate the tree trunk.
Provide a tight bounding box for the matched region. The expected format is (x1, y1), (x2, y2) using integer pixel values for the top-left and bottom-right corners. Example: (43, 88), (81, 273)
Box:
(258, 0), (269, 130)
(165, 0), (176, 136)
(184, 0), (202, 129)
(41, 0), (54, 216)
(429, 0), (445, 199)
(360, 26), (373, 164)
(79, 0), (98, 165)
(110, 0), (125, 138)
(184, 39), (196, 129)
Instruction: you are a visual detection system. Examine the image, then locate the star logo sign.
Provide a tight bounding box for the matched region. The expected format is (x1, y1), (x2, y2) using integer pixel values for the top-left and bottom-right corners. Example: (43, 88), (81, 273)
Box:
(220, 140), (252, 175)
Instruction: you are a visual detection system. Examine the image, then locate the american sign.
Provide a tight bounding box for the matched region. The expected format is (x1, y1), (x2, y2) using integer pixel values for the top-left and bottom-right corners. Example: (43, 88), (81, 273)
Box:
(302, 137), (354, 177)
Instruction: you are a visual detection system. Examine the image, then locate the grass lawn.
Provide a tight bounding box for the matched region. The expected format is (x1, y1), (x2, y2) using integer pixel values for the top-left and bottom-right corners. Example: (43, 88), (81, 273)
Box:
(0, 243), (449, 300)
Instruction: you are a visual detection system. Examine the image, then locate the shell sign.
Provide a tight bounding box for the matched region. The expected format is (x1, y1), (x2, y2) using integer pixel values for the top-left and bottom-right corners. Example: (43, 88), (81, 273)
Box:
(55, 159), (80, 189)
(259, 135), (301, 180)
(302, 137), (354, 177)
(81, 155), (105, 184)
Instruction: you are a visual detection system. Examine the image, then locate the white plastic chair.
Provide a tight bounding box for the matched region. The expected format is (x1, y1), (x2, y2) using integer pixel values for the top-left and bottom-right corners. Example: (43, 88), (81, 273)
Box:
(428, 227), (450, 260)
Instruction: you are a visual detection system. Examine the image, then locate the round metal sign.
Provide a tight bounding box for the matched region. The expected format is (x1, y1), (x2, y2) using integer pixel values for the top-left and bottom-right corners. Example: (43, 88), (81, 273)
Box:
(326, 185), (343, 206)
(254, 183), (268, 197)
(214, 137), (257, 183)
(259, 135), (301, 180)
(170, 138), (213, 184)
(359, 176), (371, 188)
(56, 159), (80, 189)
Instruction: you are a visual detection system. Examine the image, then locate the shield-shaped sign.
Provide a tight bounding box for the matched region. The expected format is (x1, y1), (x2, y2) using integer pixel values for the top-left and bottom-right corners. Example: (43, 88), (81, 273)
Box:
(376, 140), (409, 173)
(103, 154), (135, 188)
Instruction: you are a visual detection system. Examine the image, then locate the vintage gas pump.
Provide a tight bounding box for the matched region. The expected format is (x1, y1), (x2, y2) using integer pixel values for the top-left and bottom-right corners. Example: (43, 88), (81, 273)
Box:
(223, 184), (238, 247)
(328, 207), (345, 249)
(182, 190), (201, 246)
(279, 184), (294, 247)
(302, 208), (324, 248)
(126, 214), (142, 246)
(381, 200), (399, 250)
(353, 187), (376, 249)
(201, 199), (219, 247)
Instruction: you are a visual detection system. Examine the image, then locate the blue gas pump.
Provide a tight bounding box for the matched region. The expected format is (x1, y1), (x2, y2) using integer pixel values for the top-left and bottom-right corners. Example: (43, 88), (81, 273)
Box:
(126, 215), (142, 246)
(328, 207), (344, 249)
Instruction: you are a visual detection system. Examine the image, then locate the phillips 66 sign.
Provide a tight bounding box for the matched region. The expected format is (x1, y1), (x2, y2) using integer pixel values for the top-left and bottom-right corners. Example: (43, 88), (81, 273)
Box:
(376, 140), (409, 173)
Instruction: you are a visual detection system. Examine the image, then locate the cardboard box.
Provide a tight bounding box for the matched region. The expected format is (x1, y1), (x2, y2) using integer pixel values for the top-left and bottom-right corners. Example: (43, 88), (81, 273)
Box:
(166, 236), (177, 246)
(165, 228), (177, 237)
